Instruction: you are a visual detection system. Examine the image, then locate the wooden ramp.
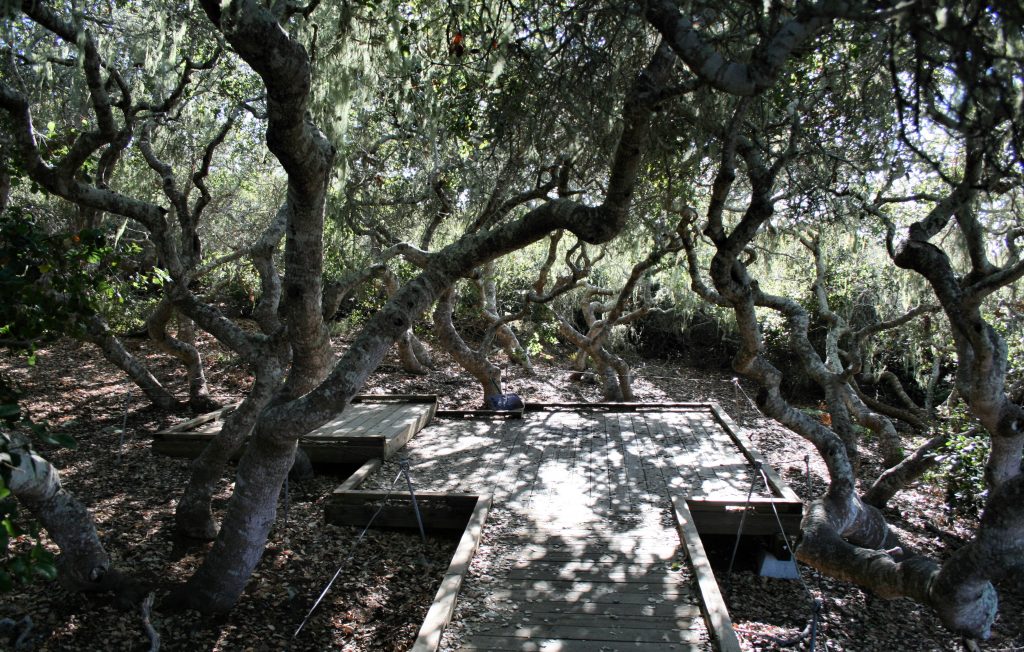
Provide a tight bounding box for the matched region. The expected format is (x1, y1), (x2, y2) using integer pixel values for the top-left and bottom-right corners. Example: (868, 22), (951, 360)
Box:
(152, 395), (436, 463)
(348, 405), (799, 651)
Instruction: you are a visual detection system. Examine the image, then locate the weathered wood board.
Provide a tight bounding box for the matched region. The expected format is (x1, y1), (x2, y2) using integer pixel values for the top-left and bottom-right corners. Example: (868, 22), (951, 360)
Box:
(325, 490), (481, 532)
(351, 404), (803, 652)
(151, 395), (436, 463)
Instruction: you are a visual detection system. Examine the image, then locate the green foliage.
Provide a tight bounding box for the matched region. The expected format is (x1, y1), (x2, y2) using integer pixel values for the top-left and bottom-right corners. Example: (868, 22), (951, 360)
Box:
(0, 209), (114, 351)
(523, 314), (560, 360)
(936, 427), (990, 518)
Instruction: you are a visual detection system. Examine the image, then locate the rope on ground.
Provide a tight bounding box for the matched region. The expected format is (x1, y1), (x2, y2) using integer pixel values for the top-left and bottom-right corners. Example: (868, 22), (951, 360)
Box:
(724, 461), (760, 597)
(769, 454), (814, 496)
(292, 463), (410, 640)
(726, 461), (826, 652)
(731, 376), (759, 410)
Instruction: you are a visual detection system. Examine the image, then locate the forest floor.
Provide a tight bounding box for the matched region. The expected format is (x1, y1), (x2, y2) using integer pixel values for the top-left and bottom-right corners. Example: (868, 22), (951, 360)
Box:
(0, 327), (1021, 651)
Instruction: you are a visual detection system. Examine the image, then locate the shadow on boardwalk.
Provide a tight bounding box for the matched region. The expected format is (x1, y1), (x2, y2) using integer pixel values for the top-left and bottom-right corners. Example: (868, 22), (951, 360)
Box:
(367, 407), (771, 652)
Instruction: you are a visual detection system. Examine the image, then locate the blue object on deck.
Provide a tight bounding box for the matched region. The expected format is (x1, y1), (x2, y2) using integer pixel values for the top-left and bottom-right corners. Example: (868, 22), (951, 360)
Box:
(486, 393), (524, 411)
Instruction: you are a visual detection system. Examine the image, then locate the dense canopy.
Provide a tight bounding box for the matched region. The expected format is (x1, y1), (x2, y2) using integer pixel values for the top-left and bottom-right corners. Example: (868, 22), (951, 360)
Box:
(1, 0), (1022, 647)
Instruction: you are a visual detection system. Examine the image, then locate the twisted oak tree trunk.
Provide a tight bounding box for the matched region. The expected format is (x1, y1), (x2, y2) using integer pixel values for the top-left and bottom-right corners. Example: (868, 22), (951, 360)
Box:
(82, 314), (179, 410)
(180, 2), (676, 608)
(5, 437), (117, 593)
(434, 287), (503, 403)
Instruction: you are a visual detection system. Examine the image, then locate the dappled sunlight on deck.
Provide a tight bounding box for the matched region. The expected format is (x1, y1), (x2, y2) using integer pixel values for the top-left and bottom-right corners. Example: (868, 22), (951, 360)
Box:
(357, 404), (787, 651)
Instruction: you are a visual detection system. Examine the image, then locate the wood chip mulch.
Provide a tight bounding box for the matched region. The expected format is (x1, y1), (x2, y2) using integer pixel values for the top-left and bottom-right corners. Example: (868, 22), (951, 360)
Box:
(1, 335), (1020, 651)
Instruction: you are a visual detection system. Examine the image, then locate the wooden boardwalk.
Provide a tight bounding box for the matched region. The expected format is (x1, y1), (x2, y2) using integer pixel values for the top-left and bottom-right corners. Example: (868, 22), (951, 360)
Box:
(152, 395), (436, 463)
(364, 406), (789, 651)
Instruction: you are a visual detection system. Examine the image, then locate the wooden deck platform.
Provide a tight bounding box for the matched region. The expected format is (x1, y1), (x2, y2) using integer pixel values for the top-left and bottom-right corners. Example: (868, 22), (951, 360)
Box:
(347, 404), (798, 651)
(151, 395), (436, 463)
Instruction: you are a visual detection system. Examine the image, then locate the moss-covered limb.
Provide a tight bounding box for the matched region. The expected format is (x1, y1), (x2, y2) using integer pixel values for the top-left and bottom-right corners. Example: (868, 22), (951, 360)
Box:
(178, 41), (678, 612)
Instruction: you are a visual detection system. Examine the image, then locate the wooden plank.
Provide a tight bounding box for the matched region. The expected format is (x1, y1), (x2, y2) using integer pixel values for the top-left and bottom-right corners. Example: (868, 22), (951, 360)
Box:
(334, 458), (381, 492)
(459, 635), (704, 651)
(525, 402), (709, 412)
(332, 403), (394, 438)
(687, 509), (802, 537)
(477, 578), (691, 595)
(392, 402), (435, 447)
(305, 403), (379, 438)
(508, 559), (684, 573)
(459, 625), (705, 644)
(686, 497), (803, 511)
(473, 614), (704, 632)
(325, 491), (479, 531)
(485, 585), (692, 603)
(479, 601), (702, 619)
(487, 420), (530, 501)
(506, 566), (689, 584)
(707, 403), (800, 502)
(154, 402), (238, 435)
(503, 549), (680, 564)
(353, 394), (437, 404)
(155, 398), (434, 463)
(436, 408), (524, 419)
(328, 490), (480, 503)
(301, 442), (386, 464)
(412, 494), (491, 652)
(671, 495), (742, 652)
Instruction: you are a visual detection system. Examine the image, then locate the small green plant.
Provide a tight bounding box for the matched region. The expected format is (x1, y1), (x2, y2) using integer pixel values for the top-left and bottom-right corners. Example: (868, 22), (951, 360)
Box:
(936, 428), (990, 517)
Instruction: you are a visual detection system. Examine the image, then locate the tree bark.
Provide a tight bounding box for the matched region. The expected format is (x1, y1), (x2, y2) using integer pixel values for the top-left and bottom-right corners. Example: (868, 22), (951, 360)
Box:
(82, 315), (180, 410)
(863, 429), (952, 507)
(178, 29), (677, 611)
(146, 298), (216, 411)
(383, 270), (432, 375)
(477, 261), (532, 372)
(5, 437), (117, 592)
(174, 362), (282, 539)
(434, 288), (503, 402)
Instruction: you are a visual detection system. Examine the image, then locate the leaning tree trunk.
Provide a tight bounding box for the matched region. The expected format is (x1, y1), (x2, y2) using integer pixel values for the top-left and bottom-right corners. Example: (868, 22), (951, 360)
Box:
(174, 361), (281, 539)
(178, 9), (674, 610)
(174, 204), (292, 539)
(434, 288), (503, 403)
(82, 314), (180, 410)
(557, 319), (634, 401)
(146, 298), (217, 412)
(863, 429), (951, 507)
(478, 261), (533, 372)
(383, 270), (432, 375)
(5, 437), (119, 593)
(683, 118), (1003, 637)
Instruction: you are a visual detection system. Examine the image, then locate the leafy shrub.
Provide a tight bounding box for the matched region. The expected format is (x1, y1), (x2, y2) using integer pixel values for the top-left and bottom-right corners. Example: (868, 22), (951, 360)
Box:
(937, 428), (990, 517)
(1, 209), (113, 352)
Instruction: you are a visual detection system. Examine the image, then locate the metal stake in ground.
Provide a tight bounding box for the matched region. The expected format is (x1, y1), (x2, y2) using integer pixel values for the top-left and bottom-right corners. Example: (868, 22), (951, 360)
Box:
(399, 457), (428, 544)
